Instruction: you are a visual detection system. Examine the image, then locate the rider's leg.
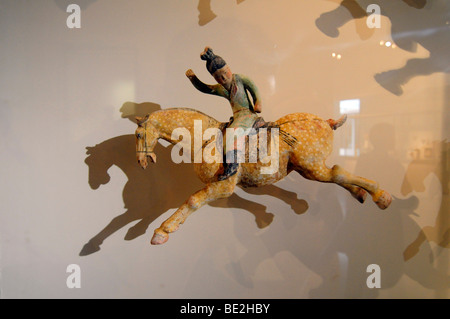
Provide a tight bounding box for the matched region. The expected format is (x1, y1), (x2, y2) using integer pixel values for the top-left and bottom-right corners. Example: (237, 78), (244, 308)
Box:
(219, 132), (245, 181)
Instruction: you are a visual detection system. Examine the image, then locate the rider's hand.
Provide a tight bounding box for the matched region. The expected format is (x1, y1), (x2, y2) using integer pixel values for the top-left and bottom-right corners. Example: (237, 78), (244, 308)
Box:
(186, 69), (195, 78)
(254, 102), (262, 113)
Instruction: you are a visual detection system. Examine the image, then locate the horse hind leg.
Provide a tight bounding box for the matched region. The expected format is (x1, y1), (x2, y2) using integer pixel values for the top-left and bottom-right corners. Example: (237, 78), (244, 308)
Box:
(298, 168), (367, 204)
(151, 174), (239, 245)
(342, 183), (368, 204)
(297, 163), (391, 209)
(331, 165), (391, 209)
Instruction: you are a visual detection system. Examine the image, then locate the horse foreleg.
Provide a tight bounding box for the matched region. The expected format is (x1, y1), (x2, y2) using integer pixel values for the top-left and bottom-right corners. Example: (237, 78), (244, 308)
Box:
(151, 173), (239, 245)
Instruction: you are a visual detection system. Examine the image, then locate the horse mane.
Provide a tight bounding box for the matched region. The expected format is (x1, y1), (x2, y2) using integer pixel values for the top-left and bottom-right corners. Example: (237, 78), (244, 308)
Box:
(152, 107), (221, 123)
(144, 107), (225, 143)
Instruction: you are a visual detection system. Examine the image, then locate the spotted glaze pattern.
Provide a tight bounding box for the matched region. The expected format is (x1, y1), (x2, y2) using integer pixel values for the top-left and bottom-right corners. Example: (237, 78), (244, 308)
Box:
(135, 108), (392, 245)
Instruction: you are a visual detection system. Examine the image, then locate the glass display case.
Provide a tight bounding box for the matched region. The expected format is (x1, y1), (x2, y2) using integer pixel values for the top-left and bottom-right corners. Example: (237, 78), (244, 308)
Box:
(0, 0), (448, 299)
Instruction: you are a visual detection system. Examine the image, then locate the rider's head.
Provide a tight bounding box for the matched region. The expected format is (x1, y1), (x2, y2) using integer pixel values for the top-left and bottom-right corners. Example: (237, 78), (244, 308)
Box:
(201, 47), (233, 90)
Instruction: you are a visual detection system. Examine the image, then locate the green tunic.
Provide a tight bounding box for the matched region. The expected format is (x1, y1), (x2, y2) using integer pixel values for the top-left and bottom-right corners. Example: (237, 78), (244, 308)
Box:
(189, 73), (261, 132)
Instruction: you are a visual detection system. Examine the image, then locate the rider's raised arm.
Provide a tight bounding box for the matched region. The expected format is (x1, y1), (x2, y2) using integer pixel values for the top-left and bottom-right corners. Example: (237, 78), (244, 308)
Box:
(240, 74), (262, 113)
(186, 69), (228, 98)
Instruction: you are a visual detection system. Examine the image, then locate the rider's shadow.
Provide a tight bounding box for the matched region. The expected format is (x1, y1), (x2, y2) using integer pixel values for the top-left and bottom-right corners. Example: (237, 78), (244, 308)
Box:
(80, 102), (308, 256)
(315, 0), (449, 95)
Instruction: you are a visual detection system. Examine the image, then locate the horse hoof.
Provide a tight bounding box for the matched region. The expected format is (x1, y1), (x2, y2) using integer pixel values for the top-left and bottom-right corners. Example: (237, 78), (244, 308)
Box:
(151, 230), (169, 245)
(375, 191), (392, 210)
(353, 188), (368, 204)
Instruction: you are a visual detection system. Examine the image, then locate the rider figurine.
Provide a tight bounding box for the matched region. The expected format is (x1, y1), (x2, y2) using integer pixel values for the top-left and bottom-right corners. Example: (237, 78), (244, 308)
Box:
(186, 47), (262, 181)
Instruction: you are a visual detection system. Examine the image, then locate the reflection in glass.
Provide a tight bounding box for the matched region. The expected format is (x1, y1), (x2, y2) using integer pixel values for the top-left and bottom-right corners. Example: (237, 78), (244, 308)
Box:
(339, 99), (360, 157)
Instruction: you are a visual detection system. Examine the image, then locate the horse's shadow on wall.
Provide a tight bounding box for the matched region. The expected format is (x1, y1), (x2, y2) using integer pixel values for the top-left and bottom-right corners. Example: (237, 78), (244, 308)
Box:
(80, 102), (308, 256)
(315, 0), (449, 95)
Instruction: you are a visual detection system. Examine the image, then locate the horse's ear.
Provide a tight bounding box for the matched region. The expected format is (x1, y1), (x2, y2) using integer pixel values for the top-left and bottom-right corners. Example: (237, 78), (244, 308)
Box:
(135, 114), (150, 126)
(86, 146), (93, 155)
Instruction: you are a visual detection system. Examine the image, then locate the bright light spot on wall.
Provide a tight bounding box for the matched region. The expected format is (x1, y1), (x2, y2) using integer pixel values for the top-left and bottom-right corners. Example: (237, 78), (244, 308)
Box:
(380, 40), (396, 49)
(339, 99), (360, 157)
(331, 52), (342, 60)
(113, 80), (135, 119)
(339, 99), (360, 115)
(268, 75), (276, 95)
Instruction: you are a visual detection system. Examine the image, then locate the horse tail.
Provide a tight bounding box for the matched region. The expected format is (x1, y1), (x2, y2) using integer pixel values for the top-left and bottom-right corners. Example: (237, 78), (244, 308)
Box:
(327, 114), (347, 130)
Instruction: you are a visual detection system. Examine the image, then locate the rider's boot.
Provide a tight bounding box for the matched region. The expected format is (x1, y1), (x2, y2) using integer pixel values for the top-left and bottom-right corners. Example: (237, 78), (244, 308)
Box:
(218, 150), (240, 181)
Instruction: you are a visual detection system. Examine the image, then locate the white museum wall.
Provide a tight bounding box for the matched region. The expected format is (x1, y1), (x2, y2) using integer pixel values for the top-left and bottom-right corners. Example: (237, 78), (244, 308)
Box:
(0, 0), (448, 298)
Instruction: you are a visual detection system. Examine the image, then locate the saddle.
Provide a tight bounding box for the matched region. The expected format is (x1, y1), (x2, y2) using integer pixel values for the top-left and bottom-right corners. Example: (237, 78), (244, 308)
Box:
(213, 116), (279, 162)
(219, 116), (276, 133)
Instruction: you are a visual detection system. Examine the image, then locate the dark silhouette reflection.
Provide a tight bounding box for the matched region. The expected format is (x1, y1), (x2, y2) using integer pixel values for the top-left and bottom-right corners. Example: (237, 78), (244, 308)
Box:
(316, 124), (449, 297)
(402, 140), (450, 261)
(316, 0), (376, 40)
(198, 0), (246, 26)
(178, 176), (347, 296)
(204, 122), (449, 297)
(325, 123), (406, 297)
(80, 102), (309, 255)
(316, 0), (427, 39)
(316, 0), (449, 95)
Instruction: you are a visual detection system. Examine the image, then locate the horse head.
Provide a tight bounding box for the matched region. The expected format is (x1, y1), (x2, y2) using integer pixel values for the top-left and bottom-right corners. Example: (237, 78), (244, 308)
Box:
(85, 145), (112, 189)
(135, 114), (158, 169)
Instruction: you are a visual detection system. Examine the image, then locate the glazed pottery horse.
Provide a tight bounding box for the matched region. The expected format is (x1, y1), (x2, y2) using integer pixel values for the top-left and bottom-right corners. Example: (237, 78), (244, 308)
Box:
(135, 108), (392, 245)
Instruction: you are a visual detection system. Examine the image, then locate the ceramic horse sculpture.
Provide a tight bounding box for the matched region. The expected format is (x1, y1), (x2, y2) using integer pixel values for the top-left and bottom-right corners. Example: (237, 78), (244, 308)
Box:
(135, 108), (392, 245)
